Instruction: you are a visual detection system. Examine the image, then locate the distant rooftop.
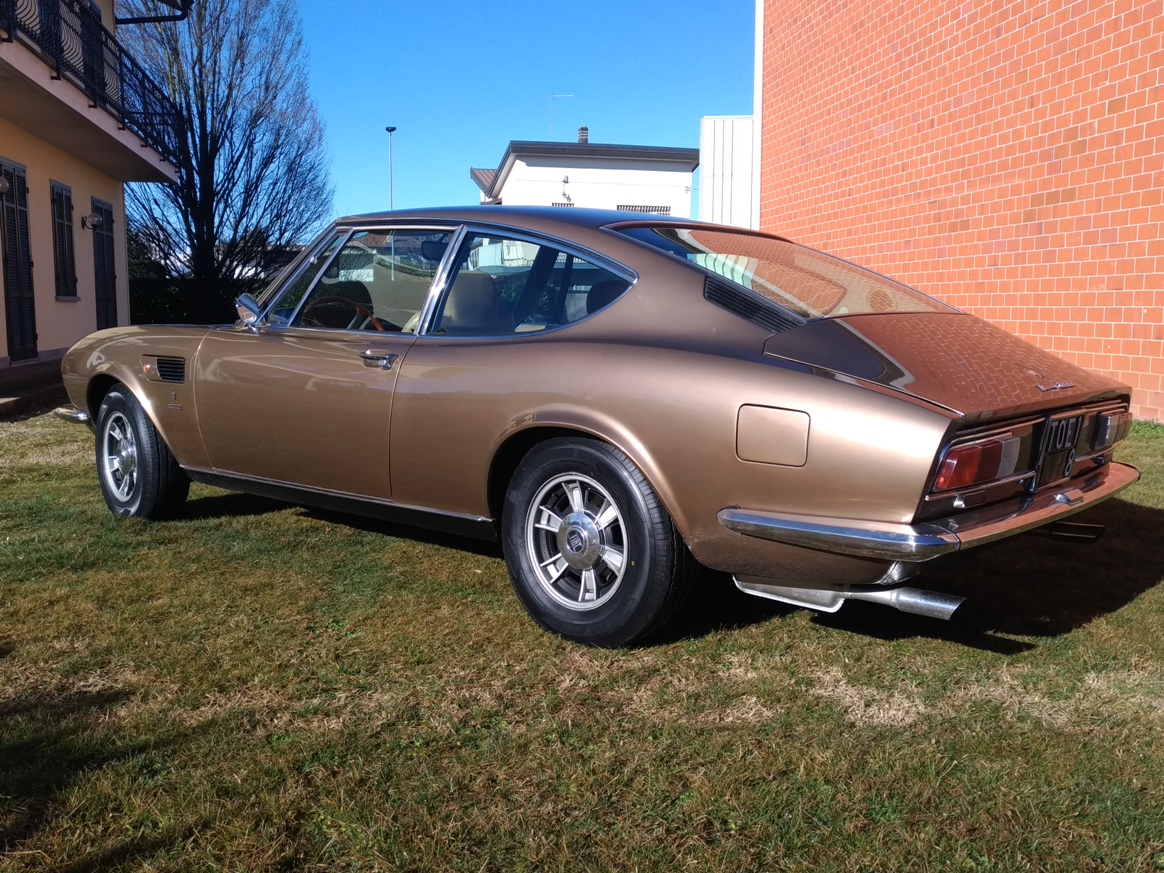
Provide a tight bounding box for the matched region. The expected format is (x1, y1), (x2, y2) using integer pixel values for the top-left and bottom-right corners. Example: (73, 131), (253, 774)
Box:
(470, 132), (699, 202)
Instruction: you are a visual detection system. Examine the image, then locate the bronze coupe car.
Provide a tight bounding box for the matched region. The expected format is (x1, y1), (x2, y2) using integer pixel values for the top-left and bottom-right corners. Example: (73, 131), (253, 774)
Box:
(55, 207), (1140, 645)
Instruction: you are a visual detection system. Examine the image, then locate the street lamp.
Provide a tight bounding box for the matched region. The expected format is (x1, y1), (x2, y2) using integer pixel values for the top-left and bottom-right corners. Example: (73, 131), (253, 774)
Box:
(385, 126), (397, 210)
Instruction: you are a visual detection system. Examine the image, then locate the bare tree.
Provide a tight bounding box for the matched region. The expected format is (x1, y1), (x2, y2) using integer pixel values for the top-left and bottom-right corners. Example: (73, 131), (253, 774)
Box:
(121, 0), (333, 321)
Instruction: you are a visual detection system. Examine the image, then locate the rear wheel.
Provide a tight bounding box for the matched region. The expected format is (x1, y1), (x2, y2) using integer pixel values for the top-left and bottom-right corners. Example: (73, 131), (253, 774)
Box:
(502, 438), (695, 646)
(95, 386), (189, 519)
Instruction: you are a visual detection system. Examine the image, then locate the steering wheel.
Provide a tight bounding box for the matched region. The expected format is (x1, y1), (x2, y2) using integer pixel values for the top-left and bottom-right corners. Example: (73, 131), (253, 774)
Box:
(301, 296), (386, 331)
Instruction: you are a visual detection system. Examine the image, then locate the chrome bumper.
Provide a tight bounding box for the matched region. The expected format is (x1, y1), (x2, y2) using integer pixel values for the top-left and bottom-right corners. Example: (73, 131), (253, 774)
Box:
(718, 461), (1141, 562)
(53, 404), (90, 425)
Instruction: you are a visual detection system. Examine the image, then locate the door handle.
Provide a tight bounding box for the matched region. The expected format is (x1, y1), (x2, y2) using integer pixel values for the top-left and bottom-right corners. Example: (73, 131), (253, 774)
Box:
(360, 350), (399, 370)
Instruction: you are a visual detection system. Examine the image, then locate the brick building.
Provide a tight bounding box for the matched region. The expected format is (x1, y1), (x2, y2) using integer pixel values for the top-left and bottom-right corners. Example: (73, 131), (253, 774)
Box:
(755, 0), (1163, 421)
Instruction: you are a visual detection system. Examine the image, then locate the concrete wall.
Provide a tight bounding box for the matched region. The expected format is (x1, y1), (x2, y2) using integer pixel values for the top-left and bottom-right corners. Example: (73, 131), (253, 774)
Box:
(759, 0), (1164, 421)
(0, 116), (128, 365)
(498, 157), (694, 217)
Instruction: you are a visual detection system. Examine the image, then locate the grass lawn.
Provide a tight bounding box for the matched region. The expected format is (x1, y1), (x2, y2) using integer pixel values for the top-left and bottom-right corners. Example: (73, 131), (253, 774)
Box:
(2, 410), (1163, 871)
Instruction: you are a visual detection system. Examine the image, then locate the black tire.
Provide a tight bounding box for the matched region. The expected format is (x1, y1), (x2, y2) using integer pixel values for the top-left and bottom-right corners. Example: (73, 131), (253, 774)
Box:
(94, 386), (189, 519)
(502, 438), (696, 647)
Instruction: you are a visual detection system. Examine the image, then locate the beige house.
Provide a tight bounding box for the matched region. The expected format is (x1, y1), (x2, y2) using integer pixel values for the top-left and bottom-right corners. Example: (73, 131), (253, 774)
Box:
(0, 0), (182, 375)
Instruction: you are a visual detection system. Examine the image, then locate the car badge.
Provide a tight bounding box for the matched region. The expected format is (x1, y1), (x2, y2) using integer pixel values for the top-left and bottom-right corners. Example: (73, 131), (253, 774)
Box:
(1036, 381), (1075, 392)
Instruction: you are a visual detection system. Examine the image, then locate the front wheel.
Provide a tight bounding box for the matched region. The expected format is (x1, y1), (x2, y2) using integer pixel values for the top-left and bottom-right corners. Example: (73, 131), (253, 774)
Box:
(502, 438), (695, 647)
(95, 386), (189, 519)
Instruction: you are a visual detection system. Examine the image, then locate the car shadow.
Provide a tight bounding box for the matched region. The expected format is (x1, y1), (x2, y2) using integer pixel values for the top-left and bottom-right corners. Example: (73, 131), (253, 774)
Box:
(301, 507), (505, 559)
(180, 492), (505, 558)
(807, 496), (1164, 650)
(179, 491), (1164, 652)
(180, 491), (291, 522)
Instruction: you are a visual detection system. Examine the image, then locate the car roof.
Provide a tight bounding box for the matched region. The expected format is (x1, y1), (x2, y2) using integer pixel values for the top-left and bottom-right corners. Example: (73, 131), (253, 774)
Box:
(335, 205), (697, 233)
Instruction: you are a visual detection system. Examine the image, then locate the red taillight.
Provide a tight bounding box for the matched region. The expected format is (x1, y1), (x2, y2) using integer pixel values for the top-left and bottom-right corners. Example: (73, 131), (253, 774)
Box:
(934, 436), (1022, 492)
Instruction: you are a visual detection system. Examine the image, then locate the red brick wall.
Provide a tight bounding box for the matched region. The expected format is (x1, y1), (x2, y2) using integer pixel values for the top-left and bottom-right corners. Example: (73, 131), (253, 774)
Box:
(759, 0), (1164, 421)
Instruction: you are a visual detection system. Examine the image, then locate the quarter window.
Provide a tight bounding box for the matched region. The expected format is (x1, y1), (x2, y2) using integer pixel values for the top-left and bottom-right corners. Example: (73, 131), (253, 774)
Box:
(431, 232), (629, 336)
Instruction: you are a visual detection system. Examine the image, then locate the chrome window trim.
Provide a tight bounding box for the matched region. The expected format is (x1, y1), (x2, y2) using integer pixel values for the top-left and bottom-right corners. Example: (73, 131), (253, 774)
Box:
(259, 227), (354, 325)
(414, 224), (469, 336)
(256, 226), (352, 315)
(415, 222), (639, 340)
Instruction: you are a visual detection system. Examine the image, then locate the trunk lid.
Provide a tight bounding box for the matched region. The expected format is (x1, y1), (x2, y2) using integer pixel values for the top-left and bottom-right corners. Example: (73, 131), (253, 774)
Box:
(763, 312), (1129, 420)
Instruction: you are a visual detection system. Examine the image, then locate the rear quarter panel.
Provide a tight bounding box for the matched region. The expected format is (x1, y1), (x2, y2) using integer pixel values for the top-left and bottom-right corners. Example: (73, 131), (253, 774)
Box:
(390, 329), (955, 576)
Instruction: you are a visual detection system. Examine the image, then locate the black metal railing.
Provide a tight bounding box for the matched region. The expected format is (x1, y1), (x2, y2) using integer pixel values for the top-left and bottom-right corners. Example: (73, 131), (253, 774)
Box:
(0, 0), (182, 167)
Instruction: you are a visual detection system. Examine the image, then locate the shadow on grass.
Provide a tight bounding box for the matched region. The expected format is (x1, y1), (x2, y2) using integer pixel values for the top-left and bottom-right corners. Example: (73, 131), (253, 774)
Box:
(302, 506), (505, 559)
(809, 496), (1164, 650)
(179, 488), (1164, 651)
(181, 492), (504, 558)
(0, 680), (207, 866)
(181, 490), (291, 522)
(655, 497), (1164, 652)
(54, 824), (208, 873)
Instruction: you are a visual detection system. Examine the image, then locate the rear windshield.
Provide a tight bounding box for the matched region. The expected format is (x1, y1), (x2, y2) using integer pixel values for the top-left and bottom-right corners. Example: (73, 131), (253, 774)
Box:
(615, 225), (954, 319)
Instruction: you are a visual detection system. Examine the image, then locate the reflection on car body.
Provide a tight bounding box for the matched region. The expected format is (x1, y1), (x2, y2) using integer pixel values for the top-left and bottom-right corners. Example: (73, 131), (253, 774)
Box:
(56, 206), (1139, 646)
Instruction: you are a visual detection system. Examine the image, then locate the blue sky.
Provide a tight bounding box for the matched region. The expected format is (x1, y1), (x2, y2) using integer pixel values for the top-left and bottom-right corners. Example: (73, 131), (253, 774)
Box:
(297, 0), (755, 219)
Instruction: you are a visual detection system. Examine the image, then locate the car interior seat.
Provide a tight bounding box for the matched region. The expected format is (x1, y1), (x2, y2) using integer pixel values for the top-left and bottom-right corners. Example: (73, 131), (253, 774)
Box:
(441, 271), (510, 334)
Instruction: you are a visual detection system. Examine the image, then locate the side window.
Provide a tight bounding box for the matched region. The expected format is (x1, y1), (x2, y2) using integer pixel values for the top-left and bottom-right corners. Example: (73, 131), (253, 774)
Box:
(290, 228), (451, 331)
(431, 232), (629, 336)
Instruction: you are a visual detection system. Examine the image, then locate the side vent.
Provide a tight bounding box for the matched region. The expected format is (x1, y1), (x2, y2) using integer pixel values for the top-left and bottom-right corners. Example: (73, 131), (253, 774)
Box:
(155, 357), (186, 383)
(704, 277), (803, 334)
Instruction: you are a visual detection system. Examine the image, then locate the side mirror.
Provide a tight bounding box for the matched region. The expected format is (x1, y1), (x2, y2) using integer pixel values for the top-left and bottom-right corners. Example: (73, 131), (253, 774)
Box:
(235, 293), (262, 328)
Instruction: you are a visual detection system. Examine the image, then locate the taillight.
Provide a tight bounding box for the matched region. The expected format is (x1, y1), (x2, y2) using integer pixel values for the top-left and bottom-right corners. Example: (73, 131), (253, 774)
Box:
(1094, 410), (1133, 449)
(934, 436), (1021, 492)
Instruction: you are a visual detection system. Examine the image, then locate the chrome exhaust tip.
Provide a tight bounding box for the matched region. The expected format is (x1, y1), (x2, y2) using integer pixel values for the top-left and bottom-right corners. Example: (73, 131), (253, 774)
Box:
(844, 586), (965, 621)
(734, 574), (965, 621)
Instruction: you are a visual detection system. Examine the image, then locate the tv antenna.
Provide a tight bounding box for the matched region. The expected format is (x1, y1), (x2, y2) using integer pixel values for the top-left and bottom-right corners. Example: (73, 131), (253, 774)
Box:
(549, 93), (573, 139)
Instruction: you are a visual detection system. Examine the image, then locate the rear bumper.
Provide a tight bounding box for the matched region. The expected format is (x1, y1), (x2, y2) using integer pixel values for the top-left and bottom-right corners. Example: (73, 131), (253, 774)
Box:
(718, 461), (1141, 562)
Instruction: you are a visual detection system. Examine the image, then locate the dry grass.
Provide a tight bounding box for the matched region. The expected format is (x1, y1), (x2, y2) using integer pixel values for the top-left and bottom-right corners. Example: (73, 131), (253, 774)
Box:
(2, 408), (1164, 871)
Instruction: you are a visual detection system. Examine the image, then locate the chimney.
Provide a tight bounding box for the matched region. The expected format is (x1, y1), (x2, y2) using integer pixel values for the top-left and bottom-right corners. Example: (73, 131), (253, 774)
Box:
(578, 126), (589, 144)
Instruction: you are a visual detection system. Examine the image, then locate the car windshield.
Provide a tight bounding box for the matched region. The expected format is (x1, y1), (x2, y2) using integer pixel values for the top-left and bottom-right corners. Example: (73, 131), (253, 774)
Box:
(615, 225), (954, 319)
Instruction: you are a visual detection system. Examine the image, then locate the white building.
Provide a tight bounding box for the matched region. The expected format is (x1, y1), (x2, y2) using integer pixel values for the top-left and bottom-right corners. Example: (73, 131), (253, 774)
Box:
(470, 128), (699, 217)
(698, 116), (757, 229)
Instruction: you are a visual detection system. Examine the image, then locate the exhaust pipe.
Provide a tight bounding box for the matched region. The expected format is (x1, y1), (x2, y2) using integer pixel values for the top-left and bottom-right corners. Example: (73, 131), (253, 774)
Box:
(735, 573), (965, 621)
(1029, 521), (1106, 544)
(843, 586), (965, 620)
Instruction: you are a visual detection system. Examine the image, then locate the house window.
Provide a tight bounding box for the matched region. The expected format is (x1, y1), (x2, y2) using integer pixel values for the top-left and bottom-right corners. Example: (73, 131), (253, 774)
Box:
(50, 181), (77, 299)
(616, 205), (672, 215)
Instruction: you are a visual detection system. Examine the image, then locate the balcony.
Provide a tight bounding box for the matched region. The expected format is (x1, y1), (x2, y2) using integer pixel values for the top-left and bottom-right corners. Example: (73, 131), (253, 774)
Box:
(0, 0), (182, 180)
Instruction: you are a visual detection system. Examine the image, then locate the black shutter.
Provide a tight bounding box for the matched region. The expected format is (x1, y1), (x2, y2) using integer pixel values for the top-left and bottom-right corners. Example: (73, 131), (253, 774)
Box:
(51, 182), (77, 298)
(2, 164), (38, 361)
(93, 199), (117, 329)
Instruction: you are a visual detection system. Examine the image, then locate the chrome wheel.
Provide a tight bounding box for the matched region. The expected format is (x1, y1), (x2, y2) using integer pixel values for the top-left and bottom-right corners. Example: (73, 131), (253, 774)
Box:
(101, 410), (138, 502)
(503, 438), (695, 646)
(524, 472), (627, 611)
(94, 386), (189, 519)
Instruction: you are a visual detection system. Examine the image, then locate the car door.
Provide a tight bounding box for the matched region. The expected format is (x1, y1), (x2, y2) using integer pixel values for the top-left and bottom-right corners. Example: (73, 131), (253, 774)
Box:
(194, 226), (454, 500)
(389, 228), (634, 516)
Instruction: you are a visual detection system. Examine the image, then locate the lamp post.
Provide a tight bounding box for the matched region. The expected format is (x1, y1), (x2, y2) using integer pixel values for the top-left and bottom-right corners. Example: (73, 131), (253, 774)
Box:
(385, 126), (397, 210)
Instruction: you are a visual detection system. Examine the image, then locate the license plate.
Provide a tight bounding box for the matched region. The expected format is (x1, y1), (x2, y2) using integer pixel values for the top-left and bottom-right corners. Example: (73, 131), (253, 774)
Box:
(1035, 413), (1084, 489)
